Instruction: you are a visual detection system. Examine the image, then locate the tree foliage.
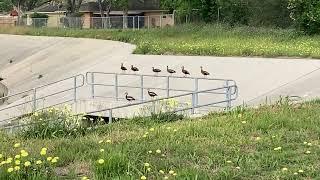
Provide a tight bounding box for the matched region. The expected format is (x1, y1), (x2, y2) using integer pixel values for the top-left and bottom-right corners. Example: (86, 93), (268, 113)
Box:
(288, 0), (320, 34)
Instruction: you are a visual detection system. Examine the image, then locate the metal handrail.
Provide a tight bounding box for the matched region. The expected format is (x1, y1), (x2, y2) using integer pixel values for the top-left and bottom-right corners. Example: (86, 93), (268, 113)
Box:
(86, 85), (238, 122)
(0, 74), (85, 123)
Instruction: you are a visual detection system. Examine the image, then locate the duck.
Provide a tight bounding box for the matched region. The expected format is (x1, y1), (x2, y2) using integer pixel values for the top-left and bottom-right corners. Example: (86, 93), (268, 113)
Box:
(182, 66), (190, 76)
(152, 67), (161, 74)
(125, 92), (135, 102)
(148, 89), (158, 98)
(200, 66), (210, 77)
(167, 66), (176, 75)
(121, 63), (127, 72)
(131, 65), (139, 73)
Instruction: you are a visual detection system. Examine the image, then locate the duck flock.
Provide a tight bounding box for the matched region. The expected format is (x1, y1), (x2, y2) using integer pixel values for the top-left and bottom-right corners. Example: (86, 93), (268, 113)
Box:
(120, 63), (211, 102)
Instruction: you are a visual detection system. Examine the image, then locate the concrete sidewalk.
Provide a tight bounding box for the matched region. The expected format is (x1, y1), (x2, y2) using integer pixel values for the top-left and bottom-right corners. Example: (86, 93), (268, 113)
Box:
(1, 34), (320, 109)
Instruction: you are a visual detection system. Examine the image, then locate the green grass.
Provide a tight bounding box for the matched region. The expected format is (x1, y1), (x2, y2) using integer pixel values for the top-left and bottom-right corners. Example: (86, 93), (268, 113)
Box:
(1, 24), (320, 58)
(1, 101), (320, 179)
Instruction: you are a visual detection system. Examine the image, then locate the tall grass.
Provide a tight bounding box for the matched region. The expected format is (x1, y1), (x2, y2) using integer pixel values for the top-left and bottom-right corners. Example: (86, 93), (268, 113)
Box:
(0, 101), (320, 179)
(1, 24), (320, 58)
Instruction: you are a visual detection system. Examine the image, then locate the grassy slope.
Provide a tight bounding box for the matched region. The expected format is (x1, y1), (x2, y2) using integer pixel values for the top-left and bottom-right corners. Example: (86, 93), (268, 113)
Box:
(1, 101), (320, 179)
(1, 24), (320, 58)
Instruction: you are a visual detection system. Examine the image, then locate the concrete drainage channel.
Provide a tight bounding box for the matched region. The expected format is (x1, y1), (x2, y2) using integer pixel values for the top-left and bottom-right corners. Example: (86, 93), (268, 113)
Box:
(0, 83), (8, 105)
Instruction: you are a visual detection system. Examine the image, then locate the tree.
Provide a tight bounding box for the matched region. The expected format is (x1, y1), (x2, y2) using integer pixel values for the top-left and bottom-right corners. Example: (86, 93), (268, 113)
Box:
(288, 0), (320, 34)
(115, 0), (128, 28)
(65, 0), (82, 14)
(0, 0), (13, 12)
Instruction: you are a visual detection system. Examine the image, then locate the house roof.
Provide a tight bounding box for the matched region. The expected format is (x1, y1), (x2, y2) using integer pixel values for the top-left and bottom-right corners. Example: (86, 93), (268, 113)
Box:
(31, 0), (162, 13)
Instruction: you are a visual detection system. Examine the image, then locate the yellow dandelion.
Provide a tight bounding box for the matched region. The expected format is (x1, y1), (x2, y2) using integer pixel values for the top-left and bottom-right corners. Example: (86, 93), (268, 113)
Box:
(0, 161), (6, 165)
(305, 150), (311, 154)
(298, 169), (304, 173)
(14, 143), (21, 148)
(156, 149), (161, 154)
(41, 148), (47, 151)
(98, 140), (103, 144)
(40, 150), (46, 156)
(169, 170), (175, 174)
(147, 150), (152, 154)
(149, 128), (155, 131)
(7, 167), (14, 173)
(143, 134), (147, 138)
(100, 149), (105, 153)
(173, 129), (178, 132)
(47, 157), (53, 161)
(141, 176), (147, 180)
(14, 166), (20, 171)
(241, 121), (247, 124)
(24, 161), (31, 167)
(15, 155), (21, 159)
(15, 160), (20, 165)
(20, 150), (28, 157)
(282, 167), (288, 171)
(98, 159), (104, 164)
(164, 176), (169, 180)
(36, 160), (42, 165)
(159, 170), (165, 174)
(51, 158), (58, 163)
(6, 158), (13, 163)
(144, 163), (150, 167)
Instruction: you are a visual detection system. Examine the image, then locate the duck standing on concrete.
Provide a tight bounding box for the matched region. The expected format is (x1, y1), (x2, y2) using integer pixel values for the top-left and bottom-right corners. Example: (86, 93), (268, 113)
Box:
(125, 92), (135, 102)
(167, 66), (176, 76)
(131, 65), (139, 73)
(148, 89), (158, 98)
(182, 66), (190, 77)
(121, 63), (127, 73)
(200, 66), (210, 77)
(152, 67), (161, 75)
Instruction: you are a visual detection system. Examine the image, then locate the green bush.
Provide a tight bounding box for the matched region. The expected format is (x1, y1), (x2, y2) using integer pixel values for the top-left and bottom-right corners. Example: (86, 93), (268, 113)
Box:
(288, 0), (320, 34)
(18, 105), (90, 139)
(30, 12), (48, 19)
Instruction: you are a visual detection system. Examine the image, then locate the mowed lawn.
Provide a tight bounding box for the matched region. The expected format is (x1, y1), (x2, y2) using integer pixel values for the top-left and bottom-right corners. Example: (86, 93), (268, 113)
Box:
(0, 101), (320, 179)
(1, 24), (320, 58)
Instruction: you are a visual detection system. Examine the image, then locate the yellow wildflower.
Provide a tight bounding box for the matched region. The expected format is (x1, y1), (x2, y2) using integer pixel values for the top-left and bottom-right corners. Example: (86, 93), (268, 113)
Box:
(15, 160), (20, 165)
(47, 157), (53, 161)
(147, 167), (151, 171)
(82, 177), (89, 180)
(98, 140), (103, 144)
(36, 160), (42, 165)
(306, 150), (311, 154)
(173, 173), (177, 176)
(24, 161), (31, 167)
(15, 155), (21, 159)
(106, 140), (111, 143)
(14, 166), (20, 171)
(241, 121), (247, 124)
(100, 149), (105, 152)
(148, 151), (152, 154)
(282, 167), (288, 171)
(159, 170), (165, 174)
(298, 169), (304, 173)
(149, 128), (155, 131)
(164, 176), (169, 179)
(236, 166), (241, 170)
(144, 163), (150, 167)
(169, 170), (175, 174)
(6, 158), (13, 163)
(7, 167), (14, 173)
(226, 160), (232, 163)
(141, 176), (147, 180)
(156, 149), (161, 154)
(14, 143), (21, 148)
(98, 159), (104, 164)
(51, 158), (58, 163)
(20, 150), (28, 157)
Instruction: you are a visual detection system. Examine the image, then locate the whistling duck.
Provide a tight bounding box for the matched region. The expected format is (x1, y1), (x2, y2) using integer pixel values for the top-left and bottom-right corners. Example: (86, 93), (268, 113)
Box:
(131, 65), (139, 73)
(200, 66), (210, 77)
(121, 63), (127, 72)
(125, 92), (135, 102)
(9, 60), (13, 64)
(167, 66), (176, 75)
(152, 67), (161, 74)
(182, 66), (190, 76)
(148, 89), (158, 98)
(0, 77), (4, 82)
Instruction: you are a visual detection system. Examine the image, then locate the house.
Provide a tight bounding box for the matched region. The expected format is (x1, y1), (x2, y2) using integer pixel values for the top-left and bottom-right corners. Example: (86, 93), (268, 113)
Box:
(26, 0), (174, 29)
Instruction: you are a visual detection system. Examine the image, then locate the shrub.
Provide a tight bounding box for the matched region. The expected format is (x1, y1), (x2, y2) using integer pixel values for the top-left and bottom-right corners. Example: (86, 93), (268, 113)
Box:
(288, 0), (320, 34)
(18, 105), (90, 139)
(29, 12), (48, 19)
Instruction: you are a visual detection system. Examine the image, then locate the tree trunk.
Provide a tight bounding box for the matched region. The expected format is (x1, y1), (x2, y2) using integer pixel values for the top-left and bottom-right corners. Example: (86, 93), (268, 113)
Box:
(123, 9), (128, 29)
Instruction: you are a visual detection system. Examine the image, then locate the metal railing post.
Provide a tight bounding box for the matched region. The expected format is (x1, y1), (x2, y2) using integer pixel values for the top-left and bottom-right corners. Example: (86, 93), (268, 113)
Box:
(160, 15), (162, 28)
(148, 16), (150, 29)
(91, 73), (95, 99)
(225, 81), (231, 110)
(133, 17), (135, 30)
(166, 76), (170, 98)
(191, 93), (195, 114)
(32, 88), (37, 111)
(194, 78), (199, 108)
(115, 74), (119, 101)
(137, 16), (140, 30)
(140, 75), (144, 102)
(73, 76), (77, 103)
(109, 109), (113, 124)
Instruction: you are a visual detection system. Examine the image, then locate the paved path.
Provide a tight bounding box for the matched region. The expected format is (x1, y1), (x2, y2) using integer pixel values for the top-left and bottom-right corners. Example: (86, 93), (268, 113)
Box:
(1, 34), (320, 113)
